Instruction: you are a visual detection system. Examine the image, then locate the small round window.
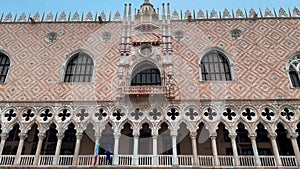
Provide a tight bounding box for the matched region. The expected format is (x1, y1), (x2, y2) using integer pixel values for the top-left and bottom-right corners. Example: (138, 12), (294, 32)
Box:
(45, 32), (58, 43)
(101, 32), (112, 42)
(139, 44), (153, 57)
(173, 30), (185, 41)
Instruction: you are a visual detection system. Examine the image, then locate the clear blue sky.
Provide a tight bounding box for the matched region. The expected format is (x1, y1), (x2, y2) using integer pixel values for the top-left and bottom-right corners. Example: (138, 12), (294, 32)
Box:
(1, 0), (299, 16)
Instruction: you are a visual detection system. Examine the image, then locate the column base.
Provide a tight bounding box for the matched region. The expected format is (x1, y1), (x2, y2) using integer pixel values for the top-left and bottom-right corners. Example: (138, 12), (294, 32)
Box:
(172, 164), (179, 168)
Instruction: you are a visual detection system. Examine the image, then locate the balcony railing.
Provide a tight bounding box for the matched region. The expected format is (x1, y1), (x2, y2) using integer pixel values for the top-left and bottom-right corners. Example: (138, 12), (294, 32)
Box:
(0, 155), (297, 167)
(123, 86), (167, 95)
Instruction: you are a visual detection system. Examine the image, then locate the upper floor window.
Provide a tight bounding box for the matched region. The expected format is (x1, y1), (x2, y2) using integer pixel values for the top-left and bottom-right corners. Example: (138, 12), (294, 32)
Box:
(64, 52), (94, 83)
(0, 52), (10, 83)
(287, 53), (300, 88)
(200, 51), (232, 81)
(131, 62), (161, 86)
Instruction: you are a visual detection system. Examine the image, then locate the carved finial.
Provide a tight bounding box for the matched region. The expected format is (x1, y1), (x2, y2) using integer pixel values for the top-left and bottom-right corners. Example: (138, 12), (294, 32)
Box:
(85, 11), (93, 21)
(279, 8), (288, 17)
(223, 8), (231, 18)
(236, 9), (244, 18)
(210, 9), (218, 18)
(4, 13), (12, 22)
(171, 10), (179, 20)
(249, 8), (257, 18)
(45, 12), (53, 22)
(100, 11), (106, 21)
(197, 10), (205, 19)
(293, 7), (300, 17)
(58, 12), (66, 21)
(113, 11), (121, 21)
(264, 7), (273, 17)
(18, 13), (26, 22)
(184, 9), (191, 19)
(71, 11), (80, 21)
(33, 12), (40, 21)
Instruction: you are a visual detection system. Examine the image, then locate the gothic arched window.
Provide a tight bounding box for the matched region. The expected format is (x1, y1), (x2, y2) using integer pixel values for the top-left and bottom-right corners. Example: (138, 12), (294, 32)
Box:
(200, 51), (232, 81)
(0, 52), (10, 83)
(131, 62), (161, 86)
(64, 52), (94, 83)
(287, 54), (300, 88)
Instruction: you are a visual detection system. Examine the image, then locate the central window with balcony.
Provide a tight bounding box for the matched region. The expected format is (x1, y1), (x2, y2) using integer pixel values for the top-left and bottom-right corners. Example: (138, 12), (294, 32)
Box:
(131, 63), (161, 86)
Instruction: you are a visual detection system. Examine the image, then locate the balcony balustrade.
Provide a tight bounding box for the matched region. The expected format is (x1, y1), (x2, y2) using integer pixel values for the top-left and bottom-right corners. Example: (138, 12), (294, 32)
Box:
(0, 154), (297, 168)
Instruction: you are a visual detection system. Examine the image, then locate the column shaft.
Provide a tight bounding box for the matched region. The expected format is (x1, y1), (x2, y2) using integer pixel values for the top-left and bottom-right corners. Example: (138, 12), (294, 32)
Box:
(14, 133), (27, 165)
(72, 133), (83, 166)
(249, 135), (261, 166)
(33, 134), (46, 165)
(171, 135), (178, 166)
(229, 134), (240, 166)
(290, 135), (300, 166)
(53, 133), (64, 165)
(269, 135), (282, 166)
(133, 133), (139, 165)
(152, 135), (158, 165)
(0, 133), (8, 155)
(93, 135), (101, 166)
(210, 136), (219, 166)
(190, 132), (198, 166)
(113, 133), (120, 165)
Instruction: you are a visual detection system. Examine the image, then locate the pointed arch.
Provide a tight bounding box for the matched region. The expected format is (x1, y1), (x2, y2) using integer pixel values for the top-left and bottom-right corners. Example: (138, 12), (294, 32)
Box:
(0, 50), (11, 83)
(62, 50), (95, 83)
(199, 47), (235, 81)
(286, 52), (300, 88)
(130, 60), (162, 86)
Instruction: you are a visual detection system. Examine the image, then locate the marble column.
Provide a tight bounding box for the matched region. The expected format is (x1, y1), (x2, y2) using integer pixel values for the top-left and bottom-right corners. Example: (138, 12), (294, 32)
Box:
(248, 133), (261, 166)
(0, 133), (9, 155)
(113, 132), (121, 165)
(53, 133), (64, 165)
(210, 135), (219, 166)
(288, 133), (300, 166)
(33, 133), (46, 165)
(14, 133), (27, 165)
(190, 132), (198, 166)
(152, 133), (158, 165)
(268, 133), (282, 166)
(132, 131), (139, 165)
(72, 133), (83, 165)
(171, 134), (178, 166)
(229, 133), (240, 166)
(93, 134), (101, 166)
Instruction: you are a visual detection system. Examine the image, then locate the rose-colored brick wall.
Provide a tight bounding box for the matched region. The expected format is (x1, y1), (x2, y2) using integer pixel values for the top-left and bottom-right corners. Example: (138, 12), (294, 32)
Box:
(0, 19), (299, 101)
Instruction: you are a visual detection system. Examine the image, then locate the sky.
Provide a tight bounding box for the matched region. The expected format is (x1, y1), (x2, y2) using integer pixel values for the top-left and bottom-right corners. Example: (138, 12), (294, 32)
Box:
(1, 0), (300, 16)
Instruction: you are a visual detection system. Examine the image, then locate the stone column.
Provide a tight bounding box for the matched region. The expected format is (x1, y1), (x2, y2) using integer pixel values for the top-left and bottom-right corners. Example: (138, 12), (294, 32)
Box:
(190, 132), (199, 166)
(72, 133), (83, 166)
(33, 133), (46, 165)
(0, 133), (9, 155)
(248, 133), (261, 166)
(93, 134), (101, 166)
(171, 134), (178, 166)
(229, 133), (240, 166)
(113, 132), (121, 165)
(14, 133), (27, 165)
(132, 131), (139, 165)
(210, 135), (219, 166)
(152, 133), (158, 165)
(53, 133), (64, 165)
(288, 133), (300, 166)
(268, 133), (282, 166)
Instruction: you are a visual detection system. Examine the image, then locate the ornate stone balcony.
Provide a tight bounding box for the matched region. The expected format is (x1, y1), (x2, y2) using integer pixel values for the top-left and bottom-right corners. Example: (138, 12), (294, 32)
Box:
(123, 86), (167, 95)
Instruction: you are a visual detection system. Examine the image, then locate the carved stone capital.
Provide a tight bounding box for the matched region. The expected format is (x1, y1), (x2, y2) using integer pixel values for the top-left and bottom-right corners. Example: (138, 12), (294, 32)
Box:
(268, 133), (277, 140)
(228, 133), (237, 139)
(190, 132), (197, 138)
(38, 133), (46, 140)
(0, 133), (9, 140)
(56, 133), (65, 140)
(76, 133), (83, 139)
(19, 133), (28, 140)
(113, 132), (121, 139)
(248, 133), (257, 139)
(288, 132), (298, 139)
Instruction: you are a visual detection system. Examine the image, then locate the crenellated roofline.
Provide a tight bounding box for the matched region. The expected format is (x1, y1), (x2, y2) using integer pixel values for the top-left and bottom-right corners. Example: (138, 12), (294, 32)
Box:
(1, 6), (300, 23)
